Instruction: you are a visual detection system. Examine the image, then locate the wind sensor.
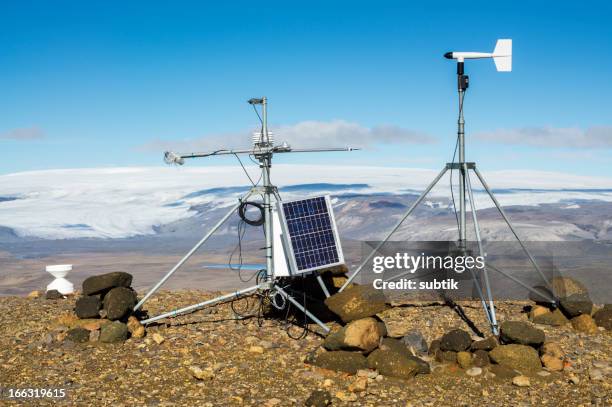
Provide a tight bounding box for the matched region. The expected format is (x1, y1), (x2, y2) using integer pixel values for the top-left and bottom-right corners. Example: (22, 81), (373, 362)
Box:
(134, 97), (358, 334)
(340, 39), (556, 335)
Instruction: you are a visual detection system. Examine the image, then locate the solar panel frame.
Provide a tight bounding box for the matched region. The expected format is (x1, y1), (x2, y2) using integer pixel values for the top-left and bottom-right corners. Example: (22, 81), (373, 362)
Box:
(276, 195), (345, 275)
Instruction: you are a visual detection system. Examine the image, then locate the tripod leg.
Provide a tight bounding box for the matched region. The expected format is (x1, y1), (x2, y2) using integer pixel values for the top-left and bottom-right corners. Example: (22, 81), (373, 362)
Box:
(134, 199), (245, 311)
(274, 285), (330, 334)
(140, 284), (263, 325)
(340, 166), (449, 292)
(466, 169), (498, 334)
(472, 167), (554, 293)
(316, 274), (331, 298)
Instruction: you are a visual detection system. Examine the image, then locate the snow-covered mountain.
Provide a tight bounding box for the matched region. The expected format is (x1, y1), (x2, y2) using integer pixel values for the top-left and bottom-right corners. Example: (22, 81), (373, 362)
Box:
(1, 165), (612, 241)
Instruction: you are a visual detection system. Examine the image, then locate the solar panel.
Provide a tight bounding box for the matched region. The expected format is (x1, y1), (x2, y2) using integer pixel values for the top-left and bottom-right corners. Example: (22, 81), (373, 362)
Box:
(277, 195), (344, 274)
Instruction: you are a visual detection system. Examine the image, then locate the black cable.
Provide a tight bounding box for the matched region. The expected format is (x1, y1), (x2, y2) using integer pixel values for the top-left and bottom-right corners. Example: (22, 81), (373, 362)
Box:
(238, 201), (265, 226)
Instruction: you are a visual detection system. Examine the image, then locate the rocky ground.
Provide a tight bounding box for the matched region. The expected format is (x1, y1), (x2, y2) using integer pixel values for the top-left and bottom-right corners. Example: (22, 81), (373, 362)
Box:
(0, 291), (610, 406)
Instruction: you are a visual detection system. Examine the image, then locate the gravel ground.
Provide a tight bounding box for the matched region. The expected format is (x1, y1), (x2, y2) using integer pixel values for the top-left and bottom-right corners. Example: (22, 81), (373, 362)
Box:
(0, 291), (610, 406)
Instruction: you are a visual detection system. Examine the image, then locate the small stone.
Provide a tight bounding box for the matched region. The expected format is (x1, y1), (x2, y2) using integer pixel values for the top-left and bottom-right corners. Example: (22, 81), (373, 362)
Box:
(532, 309), (569, 326)
(335, 391), (358, 402)
(89, 329), (100, 342)
(470, 336), (497, 351)
(440, 329), (472, 352)
(322, 317), (382, 353)
(347, 377), (367, 392)
(305, 390), (332, 407)
(45, 290), (63, 300)
(472, 350), (490, 367)
(401, 330), (428, 355)
(570, 314), (598, 334)
(568, 374), (580, 384)
(265, 398), (281, 407)
(540, 342), (564, 359)
(249, 345), (264, 354)
(435, 349), (457, 363)
(528, 305), (551, 320)
(152, 333), (165, 344)
(537, 371), (551, 377)
(489, 344), (541, 372)
(99, 321), (128, 343)
(428, 339), (441, 355)
(456, 351), (472, 369)
(27, 290), (41, 299)
(322, 379), (333, 388)
(188, 365), (214, 380)
(66, 327), (90, 343)
(540, 354), (564, 371)
(466, 367), (482, 377)
(512, 375), (531, 387)
(127, 316), (145, 338)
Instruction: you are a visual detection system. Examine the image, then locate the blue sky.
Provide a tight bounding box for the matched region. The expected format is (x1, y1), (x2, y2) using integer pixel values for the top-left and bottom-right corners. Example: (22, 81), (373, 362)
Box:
(0, 1), (611, 176)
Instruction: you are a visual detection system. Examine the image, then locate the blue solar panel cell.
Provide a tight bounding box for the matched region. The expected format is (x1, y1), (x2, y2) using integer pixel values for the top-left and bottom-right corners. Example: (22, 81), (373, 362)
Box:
(278, 196), (344, 274)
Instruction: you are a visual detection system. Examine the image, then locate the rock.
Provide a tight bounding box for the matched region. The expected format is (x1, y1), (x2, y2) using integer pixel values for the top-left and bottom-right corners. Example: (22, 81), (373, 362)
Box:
(99, 321), (128, 343)
(499, 321), (545, 347)
(367, 348), (422, 379)
(529, 285), (556, 305)
(377, 321), (388, 337)
(379, 337), (409, 354)
(512, 375), (531, 387)
(593, 305), (612, 330)
(305, 390), (332, 407)
(335, 391), (357, 402)
(473, 350), (490, 367)
(436, 350), (457, 363)
(489, 364), (519, 379)
(440, 329), (472, 352)
(559, 293), (593, 318)
(532, 309), (569, 326)
(249, 345), (264, 354)
(540, 341), (564, 359)
(75, 295), (102, 319)
(322, 317), (382, 353)
(324, 285), (389, 323)
(401, 330), (428, 355)
(66, 327), (90, 343)
(127, 316), (145, 338)
(551, 276), (588, 298)
(46, 290), (63, 300)
(311, 351), (367, 374)
(265, 399), (281, 407)
(82, 272), (133, 296)
(470, 336), (497, 351)
(407, 355), (431, 374)
(568, 374), (580, 384)
(27, 290), (41, 299)
(428, 339), (441, 355)
(456, 351), (472, 369)
(489, 344), (542, 372)
(570, 314), (598, 334)
(188, 365), (214, 380)
(103, 287), (136, 321)
(540, 354), (564, 371)
(466, 367), (482, 377)
(347, 377), (367, 392)
(528, 305), (551, 321)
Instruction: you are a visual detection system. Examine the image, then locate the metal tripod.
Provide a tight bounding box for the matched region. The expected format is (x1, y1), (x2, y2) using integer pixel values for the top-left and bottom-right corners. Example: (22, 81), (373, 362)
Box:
(339, 62), (556, 335)
(133, 97), (356, 334)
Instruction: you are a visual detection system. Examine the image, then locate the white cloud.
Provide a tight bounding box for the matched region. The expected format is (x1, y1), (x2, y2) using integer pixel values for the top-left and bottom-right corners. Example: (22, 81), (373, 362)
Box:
(0, 127), (45, 140)
(140, 120), (437, 152)
(475, 126), (612, 148)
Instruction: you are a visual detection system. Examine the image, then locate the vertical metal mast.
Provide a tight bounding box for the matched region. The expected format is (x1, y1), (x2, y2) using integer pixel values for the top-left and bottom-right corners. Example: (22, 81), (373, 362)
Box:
(457, 61), (468, 247)
(260, 97), (274, 282)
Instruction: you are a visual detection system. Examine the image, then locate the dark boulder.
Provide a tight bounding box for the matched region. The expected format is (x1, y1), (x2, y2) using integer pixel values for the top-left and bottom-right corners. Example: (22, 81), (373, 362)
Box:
(66, 327), (90, 343)
(558, 293), (593, 318)
(103, 287), (137, 321)
(367, 348), (426, 378)
(470, 336), (497, 351)
(310, 351), (367, 374)
(499, 321), (545, 347)
(82, 272), (133, 296)
(593, 305), (612, 330)
(440, 329), (472, 352)
(100, 321), (128, 343)
(75, 295), (102, 319)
